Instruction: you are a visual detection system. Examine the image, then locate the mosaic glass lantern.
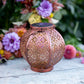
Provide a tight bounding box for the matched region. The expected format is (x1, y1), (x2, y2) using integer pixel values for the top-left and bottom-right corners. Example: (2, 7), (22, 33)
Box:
(20, 23), (65, 72)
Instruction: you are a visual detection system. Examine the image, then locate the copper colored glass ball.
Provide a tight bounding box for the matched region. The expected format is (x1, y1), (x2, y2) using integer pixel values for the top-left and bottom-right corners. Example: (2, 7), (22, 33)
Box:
(20, 23), (65, 72)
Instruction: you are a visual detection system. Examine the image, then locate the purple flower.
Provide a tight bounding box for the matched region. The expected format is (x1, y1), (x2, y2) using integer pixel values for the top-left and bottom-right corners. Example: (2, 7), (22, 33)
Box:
(16, 0), (24, 2)
(0, 54), (2, 59)
(37, 0), (53, 17)
(3, 32), (20, 52)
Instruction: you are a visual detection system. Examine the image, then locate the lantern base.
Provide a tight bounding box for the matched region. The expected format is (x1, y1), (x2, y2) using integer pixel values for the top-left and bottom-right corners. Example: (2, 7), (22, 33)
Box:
(31, 66), (53, 72)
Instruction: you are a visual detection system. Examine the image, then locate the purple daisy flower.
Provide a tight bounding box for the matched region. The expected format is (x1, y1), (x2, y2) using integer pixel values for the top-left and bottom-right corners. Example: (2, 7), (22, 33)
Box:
(37, 0), (53, 17)
(3, 32), (20, 52)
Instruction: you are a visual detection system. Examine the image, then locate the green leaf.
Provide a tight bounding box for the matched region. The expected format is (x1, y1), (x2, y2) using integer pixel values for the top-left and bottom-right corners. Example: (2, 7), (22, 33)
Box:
(75, 30), (83, 38)
(21, 13), (32, 22)
(9, 56), (15, 60)
(53, 11), (62, 20)
(74, 21), (79, 34)
(32, 1), (40, 8)
(61, 9), (67, 15)
(41, 18), (49, 23)
(76, 46), (84, 52)
(68, 4), (75, 15)
(59, 24), (66, 32)
(67, 27), (74, 34)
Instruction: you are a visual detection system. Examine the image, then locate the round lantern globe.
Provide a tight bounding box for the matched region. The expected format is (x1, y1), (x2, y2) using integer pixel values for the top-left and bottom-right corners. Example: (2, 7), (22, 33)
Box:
(20, 23), (65, 72)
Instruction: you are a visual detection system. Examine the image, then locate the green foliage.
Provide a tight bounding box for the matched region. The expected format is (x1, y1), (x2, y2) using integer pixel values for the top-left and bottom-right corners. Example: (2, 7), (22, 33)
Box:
(0, 0), (23, 30)
(32, 1), (40, 8)
(21, 13), (32, 22)
(41, 18), (49, 23)
(56, 0), (84, 44)
(0, 0), (84, 45)
(54, 11), (62, 20)
(65, 38), (84, 52)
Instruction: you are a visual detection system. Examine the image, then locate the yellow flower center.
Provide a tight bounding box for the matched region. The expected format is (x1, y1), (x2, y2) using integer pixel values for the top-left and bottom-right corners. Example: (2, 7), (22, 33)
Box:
(76, 53), (79, 57)
(18, 31), (24, 37)
(0, 50), (4, 55)
(50, 13), (54, 18)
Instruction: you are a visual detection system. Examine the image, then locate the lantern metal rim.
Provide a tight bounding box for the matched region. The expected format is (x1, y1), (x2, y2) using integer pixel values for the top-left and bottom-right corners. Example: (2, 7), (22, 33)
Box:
(31, 66), (53, 72)
(30, 23), (55, 30)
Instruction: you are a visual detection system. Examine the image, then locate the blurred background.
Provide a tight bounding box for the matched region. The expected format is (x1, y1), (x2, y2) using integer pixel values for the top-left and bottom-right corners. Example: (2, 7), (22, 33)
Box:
(0, 0), (84, 46)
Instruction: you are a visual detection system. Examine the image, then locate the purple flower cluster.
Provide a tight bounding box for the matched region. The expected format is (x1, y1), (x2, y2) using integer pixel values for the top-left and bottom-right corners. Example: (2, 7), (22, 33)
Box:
(37, 0), (53, 17)
(3, 32), (20, 52)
